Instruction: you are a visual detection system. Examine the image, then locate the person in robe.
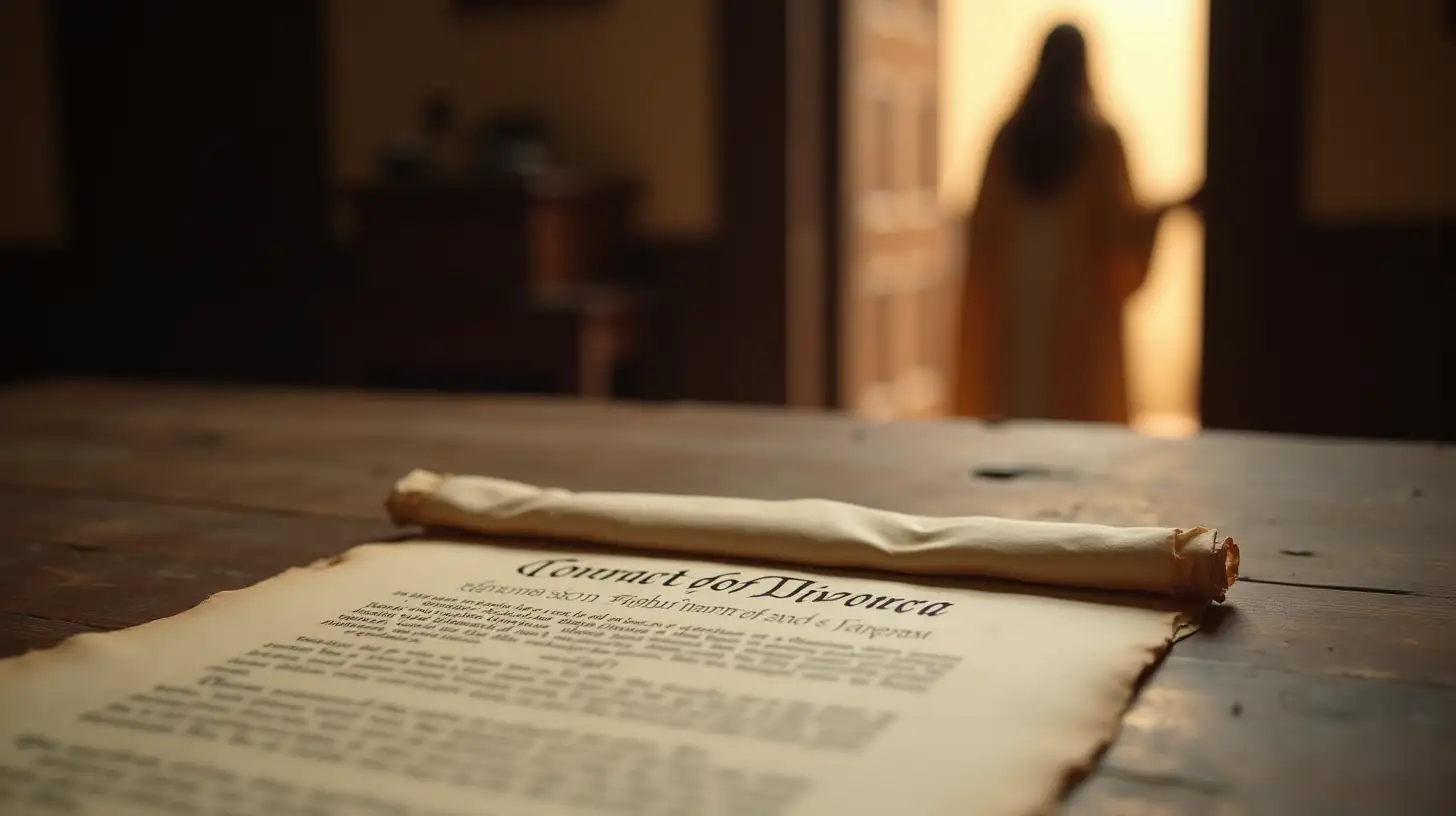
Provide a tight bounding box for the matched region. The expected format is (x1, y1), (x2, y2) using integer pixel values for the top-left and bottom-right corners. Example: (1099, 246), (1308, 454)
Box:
(952, 23), (1201, 424)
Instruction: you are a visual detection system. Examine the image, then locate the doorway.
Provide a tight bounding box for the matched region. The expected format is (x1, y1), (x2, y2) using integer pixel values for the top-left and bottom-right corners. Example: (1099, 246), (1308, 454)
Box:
(940, 0), (1208, 436)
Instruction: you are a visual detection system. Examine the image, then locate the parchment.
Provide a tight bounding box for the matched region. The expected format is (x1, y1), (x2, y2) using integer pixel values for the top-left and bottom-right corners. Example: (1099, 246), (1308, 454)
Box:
(0, 540), (1195, 815)
(0, 473), (1241, 815)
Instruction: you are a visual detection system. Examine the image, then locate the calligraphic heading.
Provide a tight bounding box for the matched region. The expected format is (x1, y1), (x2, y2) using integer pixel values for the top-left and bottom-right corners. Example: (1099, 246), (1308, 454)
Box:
(513, 558), (952, 617)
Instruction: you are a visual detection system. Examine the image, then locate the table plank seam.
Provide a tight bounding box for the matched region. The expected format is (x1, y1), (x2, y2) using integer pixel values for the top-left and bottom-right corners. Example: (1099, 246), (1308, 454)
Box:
(1238, 575), (1431, 598)
(1094, 766), (1227, 798)
(1166, 653), (1456, 692)
(4, 610), (108, 633)
(0, 481), (380, 524)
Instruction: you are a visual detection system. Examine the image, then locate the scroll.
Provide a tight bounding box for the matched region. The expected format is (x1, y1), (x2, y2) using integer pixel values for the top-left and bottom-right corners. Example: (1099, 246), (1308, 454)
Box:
(387, 470), (1239, 602)
(0, 471), (1240, 816)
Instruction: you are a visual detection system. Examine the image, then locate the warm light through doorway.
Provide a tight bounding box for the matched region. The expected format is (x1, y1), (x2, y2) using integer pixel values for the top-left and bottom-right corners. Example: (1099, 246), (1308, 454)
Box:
(940, 0), (1208, 437)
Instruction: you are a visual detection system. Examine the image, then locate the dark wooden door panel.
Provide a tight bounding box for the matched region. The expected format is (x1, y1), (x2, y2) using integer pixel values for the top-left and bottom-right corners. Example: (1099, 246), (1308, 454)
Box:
(1202, 0), (1454, 441)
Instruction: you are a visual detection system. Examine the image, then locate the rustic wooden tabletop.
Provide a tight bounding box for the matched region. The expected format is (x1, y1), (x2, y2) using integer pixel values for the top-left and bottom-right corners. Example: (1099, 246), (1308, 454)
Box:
(0, 380), (1451, 814)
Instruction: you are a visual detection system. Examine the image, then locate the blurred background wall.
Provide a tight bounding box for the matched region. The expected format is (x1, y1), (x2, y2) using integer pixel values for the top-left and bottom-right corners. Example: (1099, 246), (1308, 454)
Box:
(1304, 0), (1456, 222)
(0, 0), (64, 245)
(329, 0), (715, 239)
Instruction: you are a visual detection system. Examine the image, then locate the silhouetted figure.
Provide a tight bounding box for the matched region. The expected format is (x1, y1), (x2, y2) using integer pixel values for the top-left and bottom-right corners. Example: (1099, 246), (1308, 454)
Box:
(952, 24), (1196, 424)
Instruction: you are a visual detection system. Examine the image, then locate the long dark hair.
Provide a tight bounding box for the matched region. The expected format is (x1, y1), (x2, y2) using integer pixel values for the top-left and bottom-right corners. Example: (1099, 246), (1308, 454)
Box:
(1005, 24), (1093, 198)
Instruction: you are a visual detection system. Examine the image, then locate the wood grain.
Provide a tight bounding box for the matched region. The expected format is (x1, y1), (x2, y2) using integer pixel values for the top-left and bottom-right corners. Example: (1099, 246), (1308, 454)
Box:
(0, 379), (1452, 813)
(0, 612), (100, 659)
(1071, 656), (1456, 815)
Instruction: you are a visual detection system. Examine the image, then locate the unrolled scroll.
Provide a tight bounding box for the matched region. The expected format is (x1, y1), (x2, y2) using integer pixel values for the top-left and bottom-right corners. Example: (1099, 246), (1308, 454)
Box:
(386, 470), (1239, 602)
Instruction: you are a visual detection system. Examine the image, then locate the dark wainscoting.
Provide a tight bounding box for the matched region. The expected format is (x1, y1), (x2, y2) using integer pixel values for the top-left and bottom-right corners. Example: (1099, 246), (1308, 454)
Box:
(619, 237), (718, 403)
(1203, 0), (1454, 442)
(0, 245), (69, 384)
(1, 238), (723, 404)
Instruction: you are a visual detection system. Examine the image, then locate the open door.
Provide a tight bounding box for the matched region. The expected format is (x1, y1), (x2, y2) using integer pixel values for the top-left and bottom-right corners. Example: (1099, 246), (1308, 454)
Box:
(712, 0), (950, 413)
(835, 0), (953, 419)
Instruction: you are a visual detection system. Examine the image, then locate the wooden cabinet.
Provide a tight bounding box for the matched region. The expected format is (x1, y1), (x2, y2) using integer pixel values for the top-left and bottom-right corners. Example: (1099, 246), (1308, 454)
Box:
(349, 176), (638, 299)
(331, 176), (644, 397)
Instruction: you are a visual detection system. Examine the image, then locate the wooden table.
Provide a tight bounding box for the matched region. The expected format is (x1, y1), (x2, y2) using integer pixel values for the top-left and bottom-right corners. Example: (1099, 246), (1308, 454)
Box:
(1, 380), (1451, 814)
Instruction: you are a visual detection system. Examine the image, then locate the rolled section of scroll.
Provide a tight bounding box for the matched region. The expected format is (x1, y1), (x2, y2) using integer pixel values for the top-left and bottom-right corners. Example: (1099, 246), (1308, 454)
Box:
(387, 470), (1239, 602)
